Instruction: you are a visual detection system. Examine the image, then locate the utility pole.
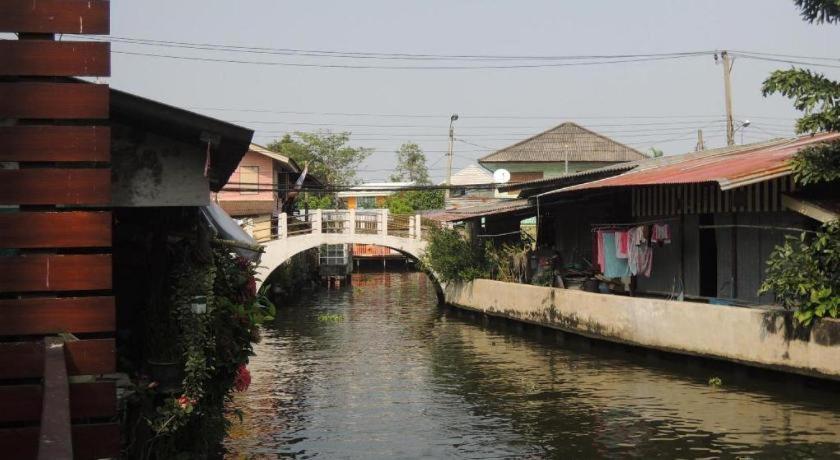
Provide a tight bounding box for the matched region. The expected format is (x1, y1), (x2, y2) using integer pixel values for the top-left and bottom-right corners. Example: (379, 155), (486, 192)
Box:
(695, 129), (706, 151)
(445, 114), (459, 199)
(721, 51), (735, 146)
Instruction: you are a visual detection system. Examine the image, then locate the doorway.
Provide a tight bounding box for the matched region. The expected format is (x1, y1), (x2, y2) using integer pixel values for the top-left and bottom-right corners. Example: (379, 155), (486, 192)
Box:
(698, 214), (718, 298)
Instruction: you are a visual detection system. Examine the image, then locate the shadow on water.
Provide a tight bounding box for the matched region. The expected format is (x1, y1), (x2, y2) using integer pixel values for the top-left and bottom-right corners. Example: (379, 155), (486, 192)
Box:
(225, 272), (840, 459)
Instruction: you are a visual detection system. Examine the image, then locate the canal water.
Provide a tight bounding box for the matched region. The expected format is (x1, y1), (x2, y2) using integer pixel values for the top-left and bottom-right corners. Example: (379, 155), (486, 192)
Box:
(225, 272), (840, 459)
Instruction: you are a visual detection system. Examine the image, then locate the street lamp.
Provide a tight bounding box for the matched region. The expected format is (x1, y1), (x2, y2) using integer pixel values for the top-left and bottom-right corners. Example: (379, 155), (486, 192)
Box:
(445, 114), (459, 200)
(735, 119), (751, 144)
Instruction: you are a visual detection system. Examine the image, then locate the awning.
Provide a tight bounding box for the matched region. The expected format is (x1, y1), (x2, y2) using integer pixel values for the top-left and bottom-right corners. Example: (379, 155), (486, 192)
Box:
(782, 194), (840, 223)
(201, 202), (262, 262)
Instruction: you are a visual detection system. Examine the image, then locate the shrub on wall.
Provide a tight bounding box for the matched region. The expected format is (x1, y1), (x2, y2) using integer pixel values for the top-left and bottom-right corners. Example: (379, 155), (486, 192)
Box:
(761, 221), (840, 325)
(422, 227), (489, 282)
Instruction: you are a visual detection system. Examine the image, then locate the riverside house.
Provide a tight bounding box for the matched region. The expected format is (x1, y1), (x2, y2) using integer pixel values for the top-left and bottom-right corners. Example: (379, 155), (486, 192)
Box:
(214, 143), (321, 242)
(442, 133), (840, 381)
(478, 122), (648, 197)
(532, 133), (840, 304)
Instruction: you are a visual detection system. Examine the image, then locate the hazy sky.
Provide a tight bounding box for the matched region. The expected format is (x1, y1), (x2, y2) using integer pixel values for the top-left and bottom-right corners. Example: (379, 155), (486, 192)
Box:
(103, 0), (839, 183)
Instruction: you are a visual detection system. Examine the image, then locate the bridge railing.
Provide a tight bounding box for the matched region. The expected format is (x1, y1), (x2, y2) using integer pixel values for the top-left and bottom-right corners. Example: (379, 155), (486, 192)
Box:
(275, 209), (439, 241)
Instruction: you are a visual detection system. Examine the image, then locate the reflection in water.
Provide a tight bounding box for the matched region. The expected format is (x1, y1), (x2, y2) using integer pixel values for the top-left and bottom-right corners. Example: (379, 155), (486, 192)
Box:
(225, 273), (840, 459)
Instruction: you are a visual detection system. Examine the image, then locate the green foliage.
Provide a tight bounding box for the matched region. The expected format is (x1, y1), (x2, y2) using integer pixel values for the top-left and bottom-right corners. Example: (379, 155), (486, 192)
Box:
(384, 189), (445, 214)
(758, 4), (840, 325)
(384, 194), (413, 215)
(708, 377), (723, 387)
(762, 69), (840, 133)
(391, 142), (431, 184)
(790, 140), (840, 185)
(760, 222), (840, 325)
(403, 189), (445, 210)
(422, 227), (489, 282)
(648, 147), (664, 158)
(267, 131), (373, 185)
(317, 313), (344, 322)
(137, 240), (275, 458)
(299, 193), (335, 210)
(794, 0), (840, 23)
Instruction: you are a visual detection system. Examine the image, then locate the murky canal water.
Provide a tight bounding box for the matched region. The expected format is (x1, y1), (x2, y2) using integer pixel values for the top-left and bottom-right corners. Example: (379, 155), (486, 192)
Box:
(225, 272), (840, 459)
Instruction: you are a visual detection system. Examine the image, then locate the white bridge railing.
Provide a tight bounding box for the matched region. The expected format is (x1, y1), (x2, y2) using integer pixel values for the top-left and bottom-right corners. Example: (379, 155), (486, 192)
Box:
(275, 209), (438, 241)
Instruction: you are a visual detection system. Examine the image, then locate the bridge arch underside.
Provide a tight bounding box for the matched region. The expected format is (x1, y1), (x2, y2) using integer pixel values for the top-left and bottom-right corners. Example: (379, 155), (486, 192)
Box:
(257, 233), (443, 297)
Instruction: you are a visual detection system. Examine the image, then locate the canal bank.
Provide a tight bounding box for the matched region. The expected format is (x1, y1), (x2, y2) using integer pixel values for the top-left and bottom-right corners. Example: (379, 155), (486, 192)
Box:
(226, 272), (840, 458)
(445, 279), (840, 381)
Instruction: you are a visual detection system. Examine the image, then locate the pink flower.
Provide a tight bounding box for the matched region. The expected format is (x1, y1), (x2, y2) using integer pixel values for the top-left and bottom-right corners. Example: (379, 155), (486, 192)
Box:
(234, 364), (251, 392)
(177, 395), (196, 410)
(235, 256), (250, 270)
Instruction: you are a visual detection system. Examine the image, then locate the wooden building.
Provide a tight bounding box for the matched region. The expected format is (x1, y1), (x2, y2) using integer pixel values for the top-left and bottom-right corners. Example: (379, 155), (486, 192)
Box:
(535, 134), (839, 305)
(0, 3), (254, 456)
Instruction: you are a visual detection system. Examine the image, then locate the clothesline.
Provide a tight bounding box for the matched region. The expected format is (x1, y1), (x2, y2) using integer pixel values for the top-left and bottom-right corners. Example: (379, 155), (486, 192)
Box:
(590, 216), (681, 231)
(697, 224), (817, 234)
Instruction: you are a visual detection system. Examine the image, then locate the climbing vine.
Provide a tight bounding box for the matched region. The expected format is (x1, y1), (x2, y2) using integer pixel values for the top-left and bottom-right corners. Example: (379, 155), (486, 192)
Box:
(128, 229), (275, 459)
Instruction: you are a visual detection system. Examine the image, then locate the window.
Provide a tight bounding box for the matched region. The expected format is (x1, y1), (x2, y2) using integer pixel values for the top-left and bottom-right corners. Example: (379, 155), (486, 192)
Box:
(357, 196), (377, 209)
(240, 166), (259, 194)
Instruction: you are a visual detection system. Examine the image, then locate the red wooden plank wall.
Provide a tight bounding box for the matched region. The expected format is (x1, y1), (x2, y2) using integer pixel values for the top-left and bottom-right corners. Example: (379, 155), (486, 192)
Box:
(0, 2), (117, 458)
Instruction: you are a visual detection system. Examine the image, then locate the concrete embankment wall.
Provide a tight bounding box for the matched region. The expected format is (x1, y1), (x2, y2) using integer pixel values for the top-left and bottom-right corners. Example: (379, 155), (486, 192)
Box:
(444, 279), (840, 381)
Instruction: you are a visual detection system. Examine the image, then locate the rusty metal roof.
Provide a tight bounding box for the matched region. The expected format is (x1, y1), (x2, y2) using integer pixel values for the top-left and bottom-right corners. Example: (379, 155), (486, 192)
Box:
(424, 199), (533, 223)
(543, 133), (840, 196)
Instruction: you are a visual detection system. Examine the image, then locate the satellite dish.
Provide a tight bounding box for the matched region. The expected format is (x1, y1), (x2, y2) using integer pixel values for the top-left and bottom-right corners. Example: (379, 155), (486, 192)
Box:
(493, 168), (511, 184)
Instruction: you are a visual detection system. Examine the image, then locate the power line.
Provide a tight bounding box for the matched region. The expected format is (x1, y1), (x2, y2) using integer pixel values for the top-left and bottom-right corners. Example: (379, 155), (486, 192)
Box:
(85, 35), (712, 61)
(227, 118), (728, 129)
(734, 52), (840, 69)
(188, 106), (735, 120)
(111, 49), (709, 70)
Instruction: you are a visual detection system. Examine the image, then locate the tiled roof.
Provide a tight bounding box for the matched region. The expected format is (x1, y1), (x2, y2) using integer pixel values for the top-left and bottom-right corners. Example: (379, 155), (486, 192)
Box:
(479, 122), (647, 164)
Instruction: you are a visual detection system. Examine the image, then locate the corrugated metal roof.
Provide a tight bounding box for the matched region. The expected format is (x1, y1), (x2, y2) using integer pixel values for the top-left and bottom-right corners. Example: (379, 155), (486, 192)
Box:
(499, 138), (790, 193)
(543, 133), (840, 196)
(478, 122), (647, 164)
(425, 199), (533, 222)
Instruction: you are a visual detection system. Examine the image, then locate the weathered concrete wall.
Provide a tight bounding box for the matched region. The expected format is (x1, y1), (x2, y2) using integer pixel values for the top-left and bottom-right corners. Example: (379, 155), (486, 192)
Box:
(112, 125), (210, 207)
(445, 279), (840, 381)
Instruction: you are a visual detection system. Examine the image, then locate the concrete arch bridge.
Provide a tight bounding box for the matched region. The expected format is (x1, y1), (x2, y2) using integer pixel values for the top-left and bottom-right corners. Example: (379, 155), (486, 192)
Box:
(256, 209), (441, 289)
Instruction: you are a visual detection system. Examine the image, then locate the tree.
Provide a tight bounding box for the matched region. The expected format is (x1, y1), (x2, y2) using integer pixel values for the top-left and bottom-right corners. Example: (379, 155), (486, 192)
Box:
(793, 0), (840, 23)
(390, 142), (431, 184)
(757, 0), (840, 325)
(384, 189), (445, 214)
(648, 147), (664, 158)
(268, 131), (373, 186)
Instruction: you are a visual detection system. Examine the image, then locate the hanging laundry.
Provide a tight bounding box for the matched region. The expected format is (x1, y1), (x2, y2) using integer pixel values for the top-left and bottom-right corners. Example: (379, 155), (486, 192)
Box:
(651, 223), (672, 245)
(602, 232), (629, 278)
(615, 230), (630, 259)
(627, 226), (653, 277)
